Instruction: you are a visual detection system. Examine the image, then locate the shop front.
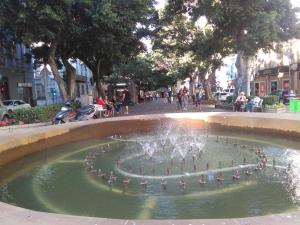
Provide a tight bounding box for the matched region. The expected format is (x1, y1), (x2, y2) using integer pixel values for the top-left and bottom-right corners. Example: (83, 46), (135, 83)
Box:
(254, 66), (292, 97)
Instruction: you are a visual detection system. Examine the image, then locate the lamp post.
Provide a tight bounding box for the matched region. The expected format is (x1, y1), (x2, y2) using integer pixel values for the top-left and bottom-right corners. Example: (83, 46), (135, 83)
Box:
(42, 65), (48, 105)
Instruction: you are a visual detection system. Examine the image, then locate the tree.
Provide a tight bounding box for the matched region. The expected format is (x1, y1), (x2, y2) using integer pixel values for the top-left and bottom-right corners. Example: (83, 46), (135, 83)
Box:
(111, 54), (175, 91)
(0, 0), (94, 101)
(0, 0), (157, 101)
(189, 0), (300, 95)
(154, 11), (232, 99)
(74, 0), (157, 97)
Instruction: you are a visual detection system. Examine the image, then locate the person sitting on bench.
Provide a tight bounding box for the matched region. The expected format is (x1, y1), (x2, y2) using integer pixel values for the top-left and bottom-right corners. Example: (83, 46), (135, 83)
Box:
(234, 92), (247, 111)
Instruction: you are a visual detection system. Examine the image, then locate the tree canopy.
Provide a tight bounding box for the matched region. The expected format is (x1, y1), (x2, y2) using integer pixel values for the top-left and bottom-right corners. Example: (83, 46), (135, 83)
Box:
(164, 0), (300, 95)
(0, 0), (157, 100)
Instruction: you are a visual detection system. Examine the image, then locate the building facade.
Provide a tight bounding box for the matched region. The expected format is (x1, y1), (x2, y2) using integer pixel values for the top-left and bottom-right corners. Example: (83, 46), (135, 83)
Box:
(0, 42), (35, 104)
(0, 44), (94, 106)
(253, 39), (300, 97)
(34, 59), (94, 106)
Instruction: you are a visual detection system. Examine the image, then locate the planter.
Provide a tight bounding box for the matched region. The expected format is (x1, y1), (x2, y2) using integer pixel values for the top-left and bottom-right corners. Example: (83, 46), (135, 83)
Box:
(215, 104), (233, 110)
(263, 107), (286, 113)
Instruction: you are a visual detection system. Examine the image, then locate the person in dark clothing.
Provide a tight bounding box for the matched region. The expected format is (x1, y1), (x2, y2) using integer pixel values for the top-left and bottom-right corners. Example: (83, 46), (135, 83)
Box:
(122, 88), (131, 114)
(112, 95), (122, 114)
(177, 89), (183, 110)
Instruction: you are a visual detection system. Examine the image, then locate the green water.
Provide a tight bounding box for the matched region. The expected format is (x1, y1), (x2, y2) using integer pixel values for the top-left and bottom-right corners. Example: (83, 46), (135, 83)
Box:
(0, 129), (300, 219)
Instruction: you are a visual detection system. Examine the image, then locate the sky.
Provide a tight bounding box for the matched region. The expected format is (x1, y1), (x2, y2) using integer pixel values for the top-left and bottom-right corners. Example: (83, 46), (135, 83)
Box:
(291, 0), (300, 8)
(156, 0), (300, 10)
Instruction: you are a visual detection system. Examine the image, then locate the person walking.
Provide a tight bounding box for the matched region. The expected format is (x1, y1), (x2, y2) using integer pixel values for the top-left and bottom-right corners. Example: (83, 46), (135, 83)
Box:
(177, 89), (183, 110)
(195, 87), (204, 110)
(122, 88), (131, 114)
(182, 86), (189, 110)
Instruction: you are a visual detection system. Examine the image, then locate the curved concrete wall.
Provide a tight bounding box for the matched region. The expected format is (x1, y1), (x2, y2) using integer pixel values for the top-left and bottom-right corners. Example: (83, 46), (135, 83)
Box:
(1, 112), (300, 225)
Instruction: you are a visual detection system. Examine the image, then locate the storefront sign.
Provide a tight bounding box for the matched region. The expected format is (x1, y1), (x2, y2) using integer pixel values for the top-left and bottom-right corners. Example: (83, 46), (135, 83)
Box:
(17, 82), (32, 88)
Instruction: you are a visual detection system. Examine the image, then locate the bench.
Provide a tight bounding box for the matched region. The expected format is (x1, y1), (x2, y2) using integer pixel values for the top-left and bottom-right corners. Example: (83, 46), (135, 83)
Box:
(96, 105), (107, 118)
(252, 99), (263, 112)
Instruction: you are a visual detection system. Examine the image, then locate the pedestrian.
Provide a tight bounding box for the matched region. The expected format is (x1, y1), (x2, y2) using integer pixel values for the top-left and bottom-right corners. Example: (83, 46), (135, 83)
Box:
(168, 90), (172, 104)
(182, 86), (189, 110)
(177, 89), (183, 110)
(122, 88), (131, 114)
(195, 87), (203, 110)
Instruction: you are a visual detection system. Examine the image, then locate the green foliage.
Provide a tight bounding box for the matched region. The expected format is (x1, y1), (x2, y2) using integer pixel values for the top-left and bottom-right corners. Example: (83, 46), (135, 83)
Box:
(11, 104), (62, 124)
(74, 0), (157, 87)
(246, 96), (255, 101)
(262, 95), (280, 106)
(188, 0), (300, 55)
(226, 96), (234, 104)
(264, 103), (285, 109)
(0, 0), (157, 99)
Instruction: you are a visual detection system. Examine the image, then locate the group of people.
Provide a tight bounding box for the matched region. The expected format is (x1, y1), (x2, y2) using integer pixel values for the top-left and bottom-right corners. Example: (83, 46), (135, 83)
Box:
(234, 91), (262, 112)
(177, 86), (204, 111)
(95, 88), (131, 117)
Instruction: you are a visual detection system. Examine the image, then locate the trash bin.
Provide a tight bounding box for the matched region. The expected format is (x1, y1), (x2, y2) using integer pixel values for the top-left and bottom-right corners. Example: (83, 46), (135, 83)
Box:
(290, 99), (297, 112)
(297, 99), (300, 112)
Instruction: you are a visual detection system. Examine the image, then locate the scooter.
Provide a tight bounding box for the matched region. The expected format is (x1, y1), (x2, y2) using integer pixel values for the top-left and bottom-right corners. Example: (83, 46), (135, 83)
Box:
(75, 104), (99, 121)
(53, 102), (77, 124)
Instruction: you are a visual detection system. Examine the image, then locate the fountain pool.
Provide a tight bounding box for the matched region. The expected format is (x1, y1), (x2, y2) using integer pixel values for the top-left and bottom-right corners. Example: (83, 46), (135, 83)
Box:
(1, 125), (300, 220)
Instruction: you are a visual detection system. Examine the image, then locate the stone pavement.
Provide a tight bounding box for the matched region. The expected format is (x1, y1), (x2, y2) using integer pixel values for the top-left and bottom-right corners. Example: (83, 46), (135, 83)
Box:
(125, 98), (226, 116)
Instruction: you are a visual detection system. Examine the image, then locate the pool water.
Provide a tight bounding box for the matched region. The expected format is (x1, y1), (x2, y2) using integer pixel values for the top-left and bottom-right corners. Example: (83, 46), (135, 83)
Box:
(0, 128), (300, 219)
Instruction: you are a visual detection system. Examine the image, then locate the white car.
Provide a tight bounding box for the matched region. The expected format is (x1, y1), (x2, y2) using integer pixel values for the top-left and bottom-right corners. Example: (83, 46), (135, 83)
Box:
(224, 88), (235, 96)
(215, 92), (230, 102)
(0, 100), (31, 120)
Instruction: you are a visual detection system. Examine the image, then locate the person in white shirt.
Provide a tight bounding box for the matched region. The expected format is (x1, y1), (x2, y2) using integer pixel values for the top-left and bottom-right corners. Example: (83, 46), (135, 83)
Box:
(234, 92), (247, 111)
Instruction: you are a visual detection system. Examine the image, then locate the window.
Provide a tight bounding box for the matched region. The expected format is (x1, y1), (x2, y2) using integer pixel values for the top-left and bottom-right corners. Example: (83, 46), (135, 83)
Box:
(81, 84), (85, 95)
(36, 83), (45, 100)
(271, 81), (277, 93)
(283, 80), (289, 90)
(77, 83), (80, 97)
(254, 83), (259, 96)
(17, 100), (25, 105)
(3, 100), (13, 106)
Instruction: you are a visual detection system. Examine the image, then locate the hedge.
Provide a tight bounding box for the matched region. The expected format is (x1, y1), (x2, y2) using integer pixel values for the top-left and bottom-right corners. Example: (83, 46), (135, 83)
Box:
(11, 104), (63, 124)
(262, 95), (280, 106)
(226, 96), (234, 104)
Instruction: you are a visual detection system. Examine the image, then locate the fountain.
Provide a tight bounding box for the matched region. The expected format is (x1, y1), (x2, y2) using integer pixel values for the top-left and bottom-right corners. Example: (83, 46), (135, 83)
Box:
(1, 114), (300, 223)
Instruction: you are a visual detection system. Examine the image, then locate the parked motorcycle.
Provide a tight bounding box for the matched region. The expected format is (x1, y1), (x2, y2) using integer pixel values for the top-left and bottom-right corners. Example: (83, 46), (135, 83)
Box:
(75, 104), (98, 121)
(53, 102), (77, 124)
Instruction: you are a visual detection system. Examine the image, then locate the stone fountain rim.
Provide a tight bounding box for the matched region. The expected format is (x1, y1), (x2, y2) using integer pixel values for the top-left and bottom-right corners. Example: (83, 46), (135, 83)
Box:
(1, 112), (300, 225)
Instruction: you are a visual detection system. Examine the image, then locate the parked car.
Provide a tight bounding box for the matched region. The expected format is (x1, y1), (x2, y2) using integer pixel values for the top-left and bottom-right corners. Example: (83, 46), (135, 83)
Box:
(224, 88), (235, 96)
(0, 100), (31, 120)
(214, 92), (230, 102)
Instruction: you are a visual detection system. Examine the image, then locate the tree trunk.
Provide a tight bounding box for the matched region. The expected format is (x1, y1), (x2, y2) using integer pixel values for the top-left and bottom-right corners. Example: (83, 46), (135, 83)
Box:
(48, 43), (69, 102)
(94, 59), (106, 98)
(200, 74), (213, 100)
(61, 57), (76, 100)
(210, 67), (217, 92)
(206, 76), (213, 99)
(95, 78), (105, 98)
(189, 75), (195, 97)
(235, 50), (252, 96)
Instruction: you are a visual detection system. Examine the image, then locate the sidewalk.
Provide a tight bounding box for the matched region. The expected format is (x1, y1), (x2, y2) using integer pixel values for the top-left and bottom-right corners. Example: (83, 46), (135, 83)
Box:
(126, 98), (225, 116)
